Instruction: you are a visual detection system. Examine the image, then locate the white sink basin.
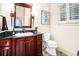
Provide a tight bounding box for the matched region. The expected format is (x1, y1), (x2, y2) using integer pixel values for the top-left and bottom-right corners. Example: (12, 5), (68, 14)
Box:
(14, 32), (34, 37)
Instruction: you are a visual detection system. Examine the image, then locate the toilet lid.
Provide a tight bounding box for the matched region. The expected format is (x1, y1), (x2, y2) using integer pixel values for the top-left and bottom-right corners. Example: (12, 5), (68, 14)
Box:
(46, 40), (57, 48)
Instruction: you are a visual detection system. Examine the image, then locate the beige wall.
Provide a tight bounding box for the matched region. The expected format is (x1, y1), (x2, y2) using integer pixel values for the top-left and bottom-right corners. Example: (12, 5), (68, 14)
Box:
(50, 3), (79, 55)
(0, 4), (2, 30)
(32, 3), (50, 33)
(0, 4), (12, 30)
(0, 4), (2, 14)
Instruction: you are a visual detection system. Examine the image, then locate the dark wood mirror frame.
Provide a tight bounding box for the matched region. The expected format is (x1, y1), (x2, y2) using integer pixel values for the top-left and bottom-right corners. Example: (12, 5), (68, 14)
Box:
(14, 3), (32, 28)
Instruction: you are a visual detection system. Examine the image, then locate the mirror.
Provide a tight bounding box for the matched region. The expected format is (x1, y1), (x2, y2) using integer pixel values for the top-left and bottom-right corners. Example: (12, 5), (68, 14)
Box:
(14, 3), (32, 28)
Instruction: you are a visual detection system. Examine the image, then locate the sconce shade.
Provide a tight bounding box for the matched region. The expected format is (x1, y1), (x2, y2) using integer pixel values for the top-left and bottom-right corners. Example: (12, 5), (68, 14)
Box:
(10, 11), (14, 17)
(32, 16), (34, 19)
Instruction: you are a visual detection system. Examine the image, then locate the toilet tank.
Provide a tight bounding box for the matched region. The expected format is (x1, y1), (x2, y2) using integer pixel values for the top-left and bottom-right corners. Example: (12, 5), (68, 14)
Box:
(43, 32), (50, 41)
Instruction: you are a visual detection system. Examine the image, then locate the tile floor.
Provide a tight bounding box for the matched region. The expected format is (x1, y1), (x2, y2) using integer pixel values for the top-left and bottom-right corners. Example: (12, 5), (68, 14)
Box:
(43, 50), (67, 56)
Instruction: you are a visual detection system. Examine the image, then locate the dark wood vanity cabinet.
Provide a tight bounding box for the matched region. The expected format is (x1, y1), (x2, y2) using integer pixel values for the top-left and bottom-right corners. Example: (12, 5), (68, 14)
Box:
(0, 34), (42, 56)
(0, 39), (12, 56)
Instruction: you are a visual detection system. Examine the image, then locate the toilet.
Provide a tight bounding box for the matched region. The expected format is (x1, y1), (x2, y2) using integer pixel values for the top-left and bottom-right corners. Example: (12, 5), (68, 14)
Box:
(43, 32), (57, 56)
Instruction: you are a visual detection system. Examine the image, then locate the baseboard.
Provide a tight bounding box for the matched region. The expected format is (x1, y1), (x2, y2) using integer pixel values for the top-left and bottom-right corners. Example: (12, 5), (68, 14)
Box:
(57, 47), (76, 56)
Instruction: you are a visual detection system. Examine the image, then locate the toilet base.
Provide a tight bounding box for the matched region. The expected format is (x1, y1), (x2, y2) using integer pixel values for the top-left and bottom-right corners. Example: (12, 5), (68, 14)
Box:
(46, 46), (57, 56)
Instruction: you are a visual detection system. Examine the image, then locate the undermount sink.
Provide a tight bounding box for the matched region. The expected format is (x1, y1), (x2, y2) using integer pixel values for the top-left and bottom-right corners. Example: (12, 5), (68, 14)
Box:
(14, 32), (34, 37)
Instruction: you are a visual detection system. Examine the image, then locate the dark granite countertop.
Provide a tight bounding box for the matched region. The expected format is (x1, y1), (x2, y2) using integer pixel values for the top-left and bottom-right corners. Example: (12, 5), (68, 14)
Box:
(0, 33), (42, 39)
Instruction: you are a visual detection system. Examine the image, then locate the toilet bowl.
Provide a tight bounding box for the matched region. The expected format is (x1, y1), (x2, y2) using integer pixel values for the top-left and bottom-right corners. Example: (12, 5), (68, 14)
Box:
(46, 40), (57, 56)
(43, 32), (57, 56)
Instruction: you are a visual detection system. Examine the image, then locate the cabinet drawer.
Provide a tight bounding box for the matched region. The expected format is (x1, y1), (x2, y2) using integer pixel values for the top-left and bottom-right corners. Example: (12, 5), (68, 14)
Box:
(0, 39), (11, 47)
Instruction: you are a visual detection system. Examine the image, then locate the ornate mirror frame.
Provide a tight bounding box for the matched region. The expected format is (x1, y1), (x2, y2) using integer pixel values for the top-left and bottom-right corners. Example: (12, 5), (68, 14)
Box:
(14, 3), (32, 28)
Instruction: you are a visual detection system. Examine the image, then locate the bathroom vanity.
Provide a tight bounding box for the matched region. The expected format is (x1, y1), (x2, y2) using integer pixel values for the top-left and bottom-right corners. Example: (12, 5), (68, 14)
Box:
(0, 33), (42, 56)
(0, 3), (42, 56)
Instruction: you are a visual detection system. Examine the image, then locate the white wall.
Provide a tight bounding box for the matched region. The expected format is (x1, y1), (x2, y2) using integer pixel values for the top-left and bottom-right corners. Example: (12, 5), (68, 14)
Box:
(32, 3), (50, 33)
(0, 4), (2, 14)
(0, 3), (12, 30)
(50, 3), (79, 55)
(0, 4), (2, 30)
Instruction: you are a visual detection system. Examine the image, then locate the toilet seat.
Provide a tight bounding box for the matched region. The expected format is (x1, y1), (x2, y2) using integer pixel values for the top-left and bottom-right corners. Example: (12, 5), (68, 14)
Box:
(46, 40), (57, 48)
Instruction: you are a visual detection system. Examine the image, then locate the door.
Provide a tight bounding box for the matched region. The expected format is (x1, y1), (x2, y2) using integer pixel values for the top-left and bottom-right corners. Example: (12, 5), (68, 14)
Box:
(36, 34), (43, 56)
(25, 36), (35, 56)
(15, 38), (25, 56)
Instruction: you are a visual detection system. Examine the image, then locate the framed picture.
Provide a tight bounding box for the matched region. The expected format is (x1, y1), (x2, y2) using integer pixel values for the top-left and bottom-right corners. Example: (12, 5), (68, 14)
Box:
(41, 10), (50, 25)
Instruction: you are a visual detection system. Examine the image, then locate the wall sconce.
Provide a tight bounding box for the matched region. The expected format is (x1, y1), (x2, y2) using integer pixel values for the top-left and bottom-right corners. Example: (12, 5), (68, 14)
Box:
(32, 15), (34, 27)
(10, 11), (14, 17)
(9, 3), (14, 17)
(9, 3), (14, 28)
(10, 10), (14, 28)
(32, 15), (34, 20)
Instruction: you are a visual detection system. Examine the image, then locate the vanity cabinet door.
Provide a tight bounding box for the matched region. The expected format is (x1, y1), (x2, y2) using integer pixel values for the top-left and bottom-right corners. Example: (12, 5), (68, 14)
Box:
(25, 36), (35, 56)
(36, 34), (43, 56)
(15, 38), (25, 56)
(0, 39), (12, 56)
